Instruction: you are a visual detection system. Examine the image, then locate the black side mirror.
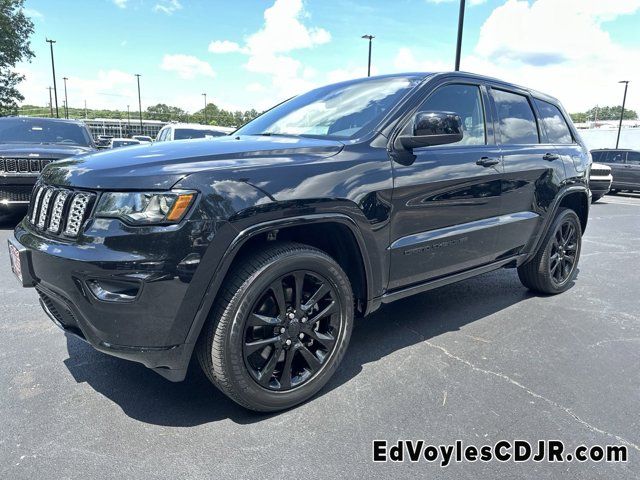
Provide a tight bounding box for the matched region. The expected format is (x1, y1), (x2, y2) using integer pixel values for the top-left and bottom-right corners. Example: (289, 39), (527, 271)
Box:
(398, 111), (464, 150)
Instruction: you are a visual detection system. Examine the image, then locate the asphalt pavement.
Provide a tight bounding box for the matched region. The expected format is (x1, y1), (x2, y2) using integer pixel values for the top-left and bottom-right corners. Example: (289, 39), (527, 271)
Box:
(1, 194), (639, 479)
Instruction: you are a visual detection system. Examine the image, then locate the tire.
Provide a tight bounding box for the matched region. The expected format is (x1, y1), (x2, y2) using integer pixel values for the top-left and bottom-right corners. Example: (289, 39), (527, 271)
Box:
(517, 208), (582, 295)
(608, 189), (618, 195)
(197, 242), (354, 412)
(591, 194), (603, 203)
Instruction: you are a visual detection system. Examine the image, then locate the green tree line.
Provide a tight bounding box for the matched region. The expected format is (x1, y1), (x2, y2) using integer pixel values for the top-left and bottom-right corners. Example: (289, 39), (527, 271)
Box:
(15, 102), (262, 127)
(570, 105), (638, 123)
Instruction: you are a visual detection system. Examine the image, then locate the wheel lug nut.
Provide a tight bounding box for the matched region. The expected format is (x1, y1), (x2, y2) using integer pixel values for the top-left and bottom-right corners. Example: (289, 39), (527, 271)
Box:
(301, 317), (307, 323)
(288, 312), (295, 319)
(299, 333), (304, 339)
(285, 339), (292, 346)
(280, 327), (286, 334)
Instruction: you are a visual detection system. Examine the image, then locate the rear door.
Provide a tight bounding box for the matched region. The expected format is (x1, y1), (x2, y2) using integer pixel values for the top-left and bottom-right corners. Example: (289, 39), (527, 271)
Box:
(603, 151), (629, 188)
(488, 86), (566, 257)
(388, 80), (503, 290)
(623, 151), (640, 189)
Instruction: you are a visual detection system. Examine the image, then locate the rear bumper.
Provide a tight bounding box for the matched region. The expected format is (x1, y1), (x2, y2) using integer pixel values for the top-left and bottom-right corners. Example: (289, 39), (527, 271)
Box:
(589, 176), (612, 195)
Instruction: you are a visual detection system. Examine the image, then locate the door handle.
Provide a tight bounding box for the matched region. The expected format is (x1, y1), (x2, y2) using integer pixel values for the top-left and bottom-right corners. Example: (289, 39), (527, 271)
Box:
(476, 157), (500, 167)
(543, 152), (560, 161)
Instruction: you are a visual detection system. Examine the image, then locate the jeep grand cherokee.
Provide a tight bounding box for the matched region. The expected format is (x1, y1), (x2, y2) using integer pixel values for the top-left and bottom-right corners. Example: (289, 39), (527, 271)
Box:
(9, 73), (590, 411)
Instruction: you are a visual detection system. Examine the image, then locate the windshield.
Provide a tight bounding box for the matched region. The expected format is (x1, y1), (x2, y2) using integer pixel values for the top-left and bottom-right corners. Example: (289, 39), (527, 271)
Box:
(236, 75), (424, 140)
(0, 118), (93, 146)
(174, 128), (227, 140)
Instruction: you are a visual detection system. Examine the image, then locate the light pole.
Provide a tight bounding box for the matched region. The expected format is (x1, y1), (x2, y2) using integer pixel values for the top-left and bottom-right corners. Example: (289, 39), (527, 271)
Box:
(47, 87), (53, 117)
(135, 74), (143, 133)
(361, 35), (374, 77)
(202, 93), (207, 124)
(46, 39), (59, 117)
(454, 0), (466, 71)
(616, 80), (630, 149)
(62, 77), (69, 118)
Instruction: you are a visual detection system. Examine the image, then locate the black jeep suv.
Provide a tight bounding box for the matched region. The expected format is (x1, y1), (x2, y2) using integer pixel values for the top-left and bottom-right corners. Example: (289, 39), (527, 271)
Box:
(9, 73), (590, 411)
(0, 117), (95, 220)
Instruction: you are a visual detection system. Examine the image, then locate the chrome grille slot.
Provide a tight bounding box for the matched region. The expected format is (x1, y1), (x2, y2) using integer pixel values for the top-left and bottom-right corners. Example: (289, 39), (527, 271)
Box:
(18, 159), (29, 172)
(64, 193), (92, 237)
(47, 190), (70, 233)
(29, 185), (94, 238)
(30, 185), (44, 223)
(5, 158), (17, 172)
(37, 188), (54, 229)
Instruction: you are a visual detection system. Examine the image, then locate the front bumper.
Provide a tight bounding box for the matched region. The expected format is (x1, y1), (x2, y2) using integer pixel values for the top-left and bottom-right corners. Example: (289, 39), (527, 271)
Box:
(11, 216), (218, 382)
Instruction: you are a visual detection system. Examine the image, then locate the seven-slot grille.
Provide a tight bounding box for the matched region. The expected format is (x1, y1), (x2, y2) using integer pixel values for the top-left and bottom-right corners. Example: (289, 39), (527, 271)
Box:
(0, 158), (54, 174)
(29, 185), (95, 237)
(590, 167), (611, 177)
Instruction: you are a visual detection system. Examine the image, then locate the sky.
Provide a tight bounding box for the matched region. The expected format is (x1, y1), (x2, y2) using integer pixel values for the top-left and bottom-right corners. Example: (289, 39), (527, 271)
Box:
(17, 0), (640, 116)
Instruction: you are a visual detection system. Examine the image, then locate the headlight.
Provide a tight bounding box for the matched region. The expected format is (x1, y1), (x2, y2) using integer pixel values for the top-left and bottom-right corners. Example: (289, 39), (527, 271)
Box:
(95, 191), (196, 225)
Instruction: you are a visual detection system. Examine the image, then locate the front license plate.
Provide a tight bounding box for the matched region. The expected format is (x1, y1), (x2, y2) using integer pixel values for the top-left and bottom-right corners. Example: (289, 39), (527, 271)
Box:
(9, 242), (23, 284)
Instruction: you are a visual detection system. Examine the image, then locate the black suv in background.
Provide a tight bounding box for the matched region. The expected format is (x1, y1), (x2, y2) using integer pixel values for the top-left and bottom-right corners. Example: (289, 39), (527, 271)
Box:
(9, 73), (590, 411)
(0, 117), (95, 220)
(590, 148), (640, 193)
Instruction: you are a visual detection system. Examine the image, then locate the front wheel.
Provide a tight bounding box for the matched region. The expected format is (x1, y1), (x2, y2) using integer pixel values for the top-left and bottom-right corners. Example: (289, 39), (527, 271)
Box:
(197, 242), (353, 412)
(591, 194), (603, 203)
(517, 208), (582, 294)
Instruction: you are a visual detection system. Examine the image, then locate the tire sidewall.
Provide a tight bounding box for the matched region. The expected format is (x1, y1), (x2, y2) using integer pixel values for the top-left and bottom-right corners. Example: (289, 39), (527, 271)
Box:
(221, 250), (353, 411)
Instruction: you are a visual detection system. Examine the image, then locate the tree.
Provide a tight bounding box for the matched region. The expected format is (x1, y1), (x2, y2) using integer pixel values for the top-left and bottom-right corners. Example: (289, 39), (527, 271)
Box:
(0, 0), (34, 115)
(578, 105), (638, 122)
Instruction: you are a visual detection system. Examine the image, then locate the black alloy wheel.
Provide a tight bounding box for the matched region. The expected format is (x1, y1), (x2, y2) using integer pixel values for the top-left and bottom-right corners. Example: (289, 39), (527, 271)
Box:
(197, 242), (353, 412)
(517, 207), (582, 294)
(243, 270), (341, 391)
(548, 219), (578, 287)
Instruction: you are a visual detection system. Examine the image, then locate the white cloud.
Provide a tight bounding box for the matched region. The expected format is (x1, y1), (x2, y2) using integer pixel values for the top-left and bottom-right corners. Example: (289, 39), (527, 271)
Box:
(160, 54), (216, 79)
(23, 8), (44, 20)
(112, 0), (127, 8)
(246, 82), (266, 93)
(153, 0), (182, 15)
(396, 0), (640, 113)
(208, 40), (245, 54)
(208, 0), (331, 104)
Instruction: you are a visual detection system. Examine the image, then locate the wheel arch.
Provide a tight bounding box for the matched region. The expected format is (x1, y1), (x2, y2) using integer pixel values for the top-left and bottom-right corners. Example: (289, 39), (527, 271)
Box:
(181, 213), (376, 364)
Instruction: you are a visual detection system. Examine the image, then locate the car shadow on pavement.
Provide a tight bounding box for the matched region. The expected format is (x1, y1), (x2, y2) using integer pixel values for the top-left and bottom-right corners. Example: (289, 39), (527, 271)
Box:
(62, 267), (540, 427)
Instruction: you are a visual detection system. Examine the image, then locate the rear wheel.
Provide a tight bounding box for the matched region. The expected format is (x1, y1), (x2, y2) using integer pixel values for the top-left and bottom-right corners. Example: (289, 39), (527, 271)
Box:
(517, 208), (582, 294)
(197, 242), (353, 412)
(591, 194), (603, 203)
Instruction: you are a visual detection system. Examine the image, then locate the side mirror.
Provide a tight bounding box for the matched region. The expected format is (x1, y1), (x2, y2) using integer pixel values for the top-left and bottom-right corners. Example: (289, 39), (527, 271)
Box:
(398, 111), (464, 150)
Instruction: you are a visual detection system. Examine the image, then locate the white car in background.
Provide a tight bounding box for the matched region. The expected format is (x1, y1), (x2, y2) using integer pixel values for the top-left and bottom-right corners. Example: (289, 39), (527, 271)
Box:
(588, 162), (613, 203)
(132, 135), (153, 144)
(109, 138), (141, 149)
(155, 123), (234, 142)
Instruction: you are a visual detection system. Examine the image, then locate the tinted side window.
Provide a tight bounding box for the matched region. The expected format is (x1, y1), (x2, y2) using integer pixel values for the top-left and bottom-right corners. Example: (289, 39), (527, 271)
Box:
(627, 151), (640, 165)
(591, 151), (604, 162)
(414, 84), (486, 146)
(534, 99), (573, 144)
(609, 151), (626, 163)
(492, 89), (539, 144)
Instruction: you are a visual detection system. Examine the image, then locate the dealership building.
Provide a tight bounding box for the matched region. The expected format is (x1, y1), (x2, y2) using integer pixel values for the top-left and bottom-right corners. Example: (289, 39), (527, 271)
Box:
(81, 118), (167, 140)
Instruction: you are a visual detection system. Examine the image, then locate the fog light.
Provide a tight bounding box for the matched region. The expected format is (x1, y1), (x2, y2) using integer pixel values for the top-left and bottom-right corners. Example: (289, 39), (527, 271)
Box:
(86, 278), (141, 302)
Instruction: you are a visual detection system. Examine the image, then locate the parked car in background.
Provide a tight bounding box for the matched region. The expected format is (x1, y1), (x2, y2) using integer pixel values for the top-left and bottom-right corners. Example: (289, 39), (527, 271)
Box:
(10, 72), (590, 412)
(155, 123), (234, 142)
(109, 138), (141, 149)
(0, 117), (94, 220)
(590, 148), (640, 193)
(95, 135), (113, 149)
(132, 135), (153, 144)
(588, 163), (612, 202)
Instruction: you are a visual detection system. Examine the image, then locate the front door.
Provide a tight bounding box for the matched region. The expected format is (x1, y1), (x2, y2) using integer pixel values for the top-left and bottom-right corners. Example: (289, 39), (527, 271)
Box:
(388, 81), (503, 290)
(621, 150), (640, 189)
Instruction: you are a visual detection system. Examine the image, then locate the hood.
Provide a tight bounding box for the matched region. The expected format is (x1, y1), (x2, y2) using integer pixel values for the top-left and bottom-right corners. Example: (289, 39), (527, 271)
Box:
(0, 142), (93, 159)
(40, 135), (344, 190)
